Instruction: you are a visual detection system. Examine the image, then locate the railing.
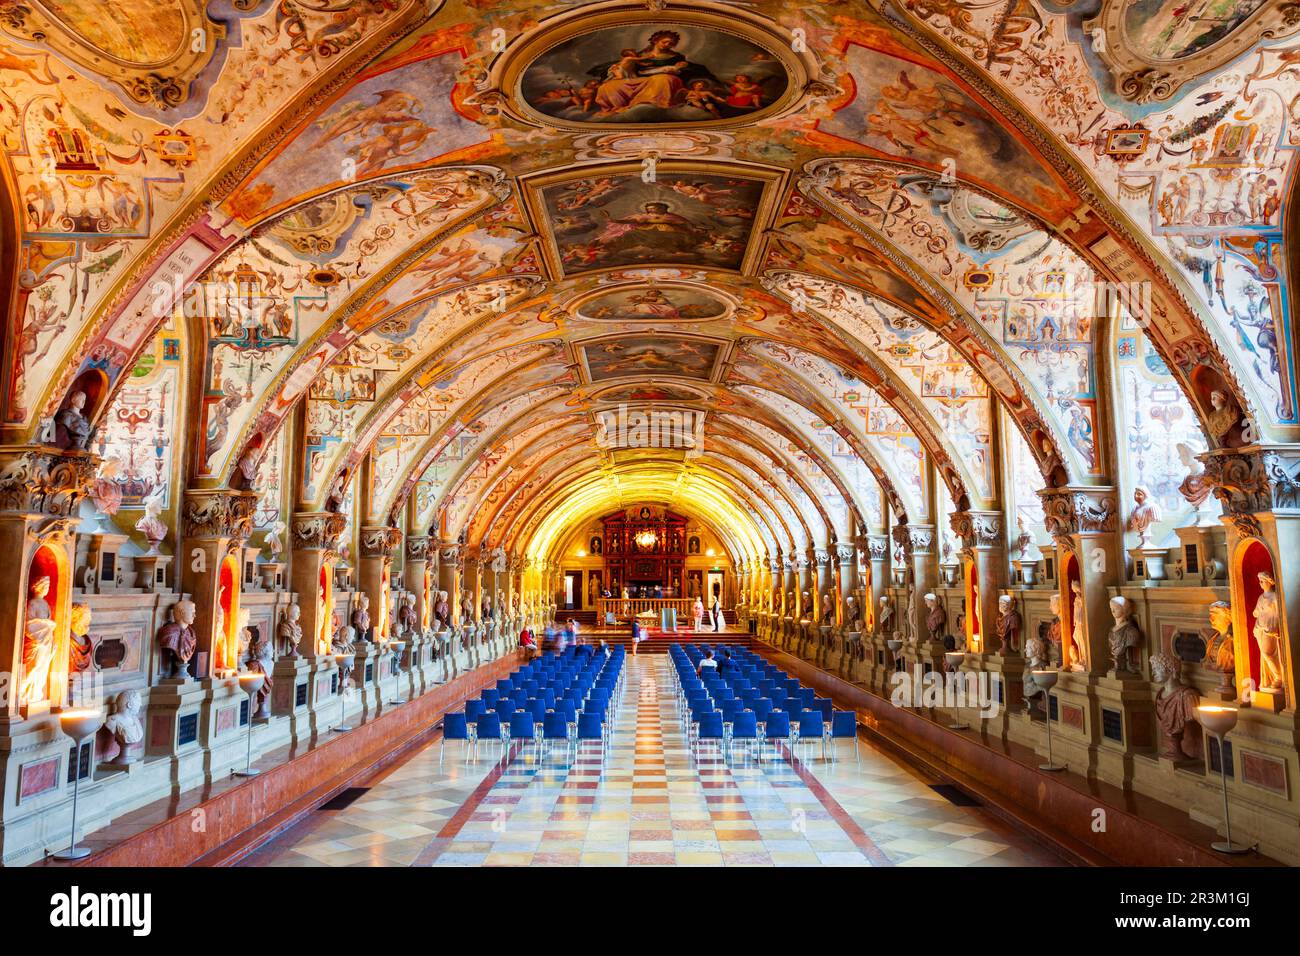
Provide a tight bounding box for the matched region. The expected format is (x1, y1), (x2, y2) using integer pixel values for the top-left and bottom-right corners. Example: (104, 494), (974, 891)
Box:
(596, 598), (699, 620)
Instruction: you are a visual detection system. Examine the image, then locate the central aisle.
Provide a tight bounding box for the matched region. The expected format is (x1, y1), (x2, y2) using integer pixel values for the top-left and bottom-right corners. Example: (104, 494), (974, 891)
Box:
(241, 654), (1065, 866)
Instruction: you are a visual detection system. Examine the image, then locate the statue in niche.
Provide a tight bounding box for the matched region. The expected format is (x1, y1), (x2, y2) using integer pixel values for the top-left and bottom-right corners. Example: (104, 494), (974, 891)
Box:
(20, 576), (57, 704)
(481, 593), (495, 620)
(1204, 601), (1236, 699)
(996, 594), (1021, 655)
(277, 603), (303, 659)
(1206, 389), (1238, 446)
(1253, 571), (1284, 693)
(461, 590), (475, 626)
(799, 590), (811, 620)
(243, 625), (274, 718)
(904, 584), (918, 644)
(1125, 486), (1162, 546)
(878, 594), (893, 638)
(1069, 581), (1087, 672)
(331, 624), (356, 685)
(1151, 651), (1201, 761)
(157, 599), (197, 680)
(1108, 596), (1142, 675)
(68, 601), (94, 681)
(55, 389), (94, 450)
(785, 590), (794, 616)
(351, 592), (372, 644)
(213, 586), (229, 673)
(1176, 443), (1213, 511)
(98, 689), (144, 765)
(396, 592), (417, 639)
(820, 591), (835, 627)
(135, 487), (168, 555)
(434, 590), (451, 630)
(924, 592), (946, 644)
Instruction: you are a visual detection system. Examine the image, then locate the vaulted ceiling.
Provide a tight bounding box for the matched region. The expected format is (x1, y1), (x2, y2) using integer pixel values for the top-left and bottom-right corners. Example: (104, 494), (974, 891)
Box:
(3, 0), (1296, 567)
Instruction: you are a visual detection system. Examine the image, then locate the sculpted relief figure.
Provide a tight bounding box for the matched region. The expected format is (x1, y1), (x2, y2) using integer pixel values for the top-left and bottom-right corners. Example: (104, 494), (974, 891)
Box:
(995, 594), (1021, 655)
(1204, 601), (1236, 699)
(1151, 651), (1201, 762)
(277, 604), (303, 659)
(1253, 572), (1284, 694)
(20, 576), (57, 704)
(158, 599), (198, 680)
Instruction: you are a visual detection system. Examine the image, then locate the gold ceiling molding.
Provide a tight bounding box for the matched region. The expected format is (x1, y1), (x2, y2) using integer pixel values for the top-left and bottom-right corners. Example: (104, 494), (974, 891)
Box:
(1084, 0), (1300, 104)
(483, 0), (824, 132)
(0, 0), (233, 109)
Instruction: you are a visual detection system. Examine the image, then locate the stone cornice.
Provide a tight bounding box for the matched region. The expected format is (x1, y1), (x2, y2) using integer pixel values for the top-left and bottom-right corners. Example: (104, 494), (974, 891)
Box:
(0, 445), (97, 519)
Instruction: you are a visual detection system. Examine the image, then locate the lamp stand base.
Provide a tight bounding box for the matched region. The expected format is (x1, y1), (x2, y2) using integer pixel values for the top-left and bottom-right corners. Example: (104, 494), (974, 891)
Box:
(234, 768), (261, 777)
(946, 722), (969, 730)
(53, 846), (91, 861)
(333, 725), (352, 733)
(1211, 840), (1251, 855)
(1039, 763), (1066, 772)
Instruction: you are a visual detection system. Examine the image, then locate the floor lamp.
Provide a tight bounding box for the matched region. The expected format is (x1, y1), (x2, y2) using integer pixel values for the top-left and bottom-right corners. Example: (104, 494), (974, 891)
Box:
(53, 709), (104, 861)
(944, 651), (969, 729)
(1030, 670), (1065, 771)
(235, 673), (265, 777)
(1195, 705), (1250, 854)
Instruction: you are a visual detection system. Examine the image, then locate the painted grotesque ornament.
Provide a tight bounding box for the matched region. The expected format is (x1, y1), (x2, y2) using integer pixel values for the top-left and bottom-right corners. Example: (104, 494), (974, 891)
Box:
(1151, 652), (1201, 762)
(20, 576), (56, 704)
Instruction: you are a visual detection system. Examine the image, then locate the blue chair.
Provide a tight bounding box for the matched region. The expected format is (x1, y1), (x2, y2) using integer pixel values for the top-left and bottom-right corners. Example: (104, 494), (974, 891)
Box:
(509, 711), (539, 760)
(829, 710), (859, 764)
(441, 712), (469, 765)
(527, 698), (548, 724)
(480, 688), (500, 708)
(495, 679), (514, 695)
(762, 709), (791, 761)
(543, 711), (574, 760)
(750, 698), (773, 725)
(474, 713), (505, 762)
(577, 712), (605, 761)
(465, 699), (486, 722)
(695, 711), (725, 759)
(727, 711), (759, 764)
(796, 710), (826, 761)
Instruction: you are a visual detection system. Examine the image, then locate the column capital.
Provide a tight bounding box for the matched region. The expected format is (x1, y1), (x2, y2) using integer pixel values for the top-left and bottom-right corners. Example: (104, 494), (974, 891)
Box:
(949, 510), (1004, 555)
(405, 534), (430, 562)
(834, 542), (856, 564)
(359, 525), (402, 559)
(1201, 446), (1300, 538)
(865, 533), (889, 560)
(292, 511), (347, 552)
(892, 523), (935, 555)
(438, 542), (461, 564)
(1036, 485), (1117, 545)
(182, 489), (258, 541)
(0, 444), (97, 519)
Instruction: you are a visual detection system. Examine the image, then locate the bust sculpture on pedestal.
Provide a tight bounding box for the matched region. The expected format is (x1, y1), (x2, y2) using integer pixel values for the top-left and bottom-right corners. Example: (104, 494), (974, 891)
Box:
(877, 594), (893, 639)
(1204, 601), (1236, 700)
(1125, 486), (1162, 546)
(55, 390), (94, 450)
(1108, 596), (1142, 675)
(924, 592), (946, 644)
(397, 592), (417, 640)
(331, 624), (356, 685)
(67, 602), (94, 700)
(820, 591), (835, 627)
(1151, 651), (1201, 761)
(434, 590), (451, 630)
(995, 594), (1021, 655)
(20, 576), (57, 705)
(157, 599), (197, 680)
(277, 603), (303, 659)
(351, 593), (372, 644)
(243, 626), (274, 718)
(98, 689), (144, 764)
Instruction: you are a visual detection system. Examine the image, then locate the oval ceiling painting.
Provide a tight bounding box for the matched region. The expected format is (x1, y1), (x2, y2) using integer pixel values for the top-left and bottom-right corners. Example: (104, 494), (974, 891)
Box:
(519, 23), (792, 127)
(42, 0), (187, 64)
(1122, 0), (1267, 60)
(578, 286), (729, 322)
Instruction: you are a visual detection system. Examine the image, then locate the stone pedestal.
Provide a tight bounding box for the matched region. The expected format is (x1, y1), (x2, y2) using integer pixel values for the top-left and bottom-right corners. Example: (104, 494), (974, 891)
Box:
(1093, 673), (1156, 787)
(1128, 545), (1171, 584)
(271, 656), (312, 741)
(79, 532), (130, 593)
(144, 677), (209, 790)
(259, 562), (286, 591)
(133, 554), (172, 592)
(350, 644), (381, 723)
(1038, 671), (1098, 773)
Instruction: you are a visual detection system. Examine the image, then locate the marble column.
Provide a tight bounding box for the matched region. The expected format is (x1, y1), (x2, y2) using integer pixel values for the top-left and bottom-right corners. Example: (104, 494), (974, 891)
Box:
(358, 525), (401, 642)
(180, 489), (259, 678)
(403, 535), (430, 634)
(289, 511), (347, 657)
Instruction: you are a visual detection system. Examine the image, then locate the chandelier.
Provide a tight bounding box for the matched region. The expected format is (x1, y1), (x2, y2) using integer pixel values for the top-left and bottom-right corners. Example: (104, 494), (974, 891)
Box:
(634, 529), (657, 549)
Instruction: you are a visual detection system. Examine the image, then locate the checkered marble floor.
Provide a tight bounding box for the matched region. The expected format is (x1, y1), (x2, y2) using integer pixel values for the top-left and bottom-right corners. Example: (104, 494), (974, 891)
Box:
(239, 656), (1064, 867)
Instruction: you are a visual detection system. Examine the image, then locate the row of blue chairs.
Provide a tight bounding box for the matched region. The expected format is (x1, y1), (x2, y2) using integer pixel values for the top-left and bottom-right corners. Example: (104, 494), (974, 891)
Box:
(441, 646), (625, 764)
(670, 644), (858, 765)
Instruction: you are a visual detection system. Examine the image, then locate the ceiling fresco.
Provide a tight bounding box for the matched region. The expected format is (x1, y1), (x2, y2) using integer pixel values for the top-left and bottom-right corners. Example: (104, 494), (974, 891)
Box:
(3, 0), (1298, 568)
